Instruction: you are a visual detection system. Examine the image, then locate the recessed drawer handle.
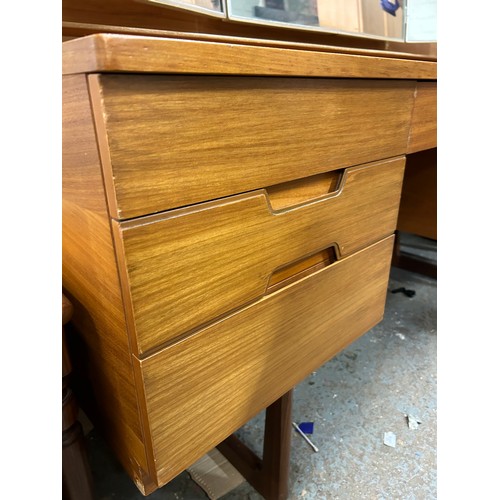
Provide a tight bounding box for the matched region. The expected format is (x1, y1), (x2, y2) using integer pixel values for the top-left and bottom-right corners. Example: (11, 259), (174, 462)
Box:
(115, 156), (405, 353)
(261, 160), (397, 257)
(266, 169), (345, 211)
(266, 246), (338, 294)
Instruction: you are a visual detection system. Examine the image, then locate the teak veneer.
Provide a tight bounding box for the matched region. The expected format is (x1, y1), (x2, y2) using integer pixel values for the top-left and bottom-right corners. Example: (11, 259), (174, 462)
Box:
(115, 158), (404, 355)
(90, 75), (414, 218)
(62, 33), (437, 496)
(137, 236), (394, 485)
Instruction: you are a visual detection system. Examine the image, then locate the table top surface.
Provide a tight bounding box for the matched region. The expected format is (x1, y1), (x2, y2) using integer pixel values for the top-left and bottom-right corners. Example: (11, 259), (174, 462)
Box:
(62, 32), (437, 79)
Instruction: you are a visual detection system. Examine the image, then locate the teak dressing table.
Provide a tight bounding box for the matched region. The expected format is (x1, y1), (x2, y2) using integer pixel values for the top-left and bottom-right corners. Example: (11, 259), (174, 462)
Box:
(62, 28), (436, 497)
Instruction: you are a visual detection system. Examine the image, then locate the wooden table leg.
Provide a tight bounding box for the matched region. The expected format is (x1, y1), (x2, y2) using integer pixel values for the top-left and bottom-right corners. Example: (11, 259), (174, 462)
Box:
(261, 392), (292, 499)
(217, 390), (293, 500)
(63, 294), (94, 500)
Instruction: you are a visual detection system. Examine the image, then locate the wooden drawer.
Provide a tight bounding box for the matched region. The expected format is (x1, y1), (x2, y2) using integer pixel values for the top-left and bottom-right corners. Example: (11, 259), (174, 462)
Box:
(89, 74), (415, 219)
(134, 235), (394, 486)
(113, 157), (405, 355)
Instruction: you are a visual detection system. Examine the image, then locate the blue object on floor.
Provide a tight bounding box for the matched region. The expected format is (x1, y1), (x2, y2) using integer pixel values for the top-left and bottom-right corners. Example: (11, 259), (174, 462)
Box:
(298, 422), (314, 434)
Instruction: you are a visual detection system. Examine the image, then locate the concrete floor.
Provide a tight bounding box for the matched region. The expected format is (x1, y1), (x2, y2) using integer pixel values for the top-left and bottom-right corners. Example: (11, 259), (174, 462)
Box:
(85, 234), (437, 500)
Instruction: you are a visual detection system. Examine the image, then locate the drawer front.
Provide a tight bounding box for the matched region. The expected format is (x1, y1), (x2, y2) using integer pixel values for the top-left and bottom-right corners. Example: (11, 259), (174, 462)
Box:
(408, 81), (437, 153)
(114, 157), (405, 355)
(90, 74), (415, 219)
(135, 236), (394, 486)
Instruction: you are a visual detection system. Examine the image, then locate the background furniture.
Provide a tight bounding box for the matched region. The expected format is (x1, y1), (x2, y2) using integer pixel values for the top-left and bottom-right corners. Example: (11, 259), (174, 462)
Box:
(62, 26), (436, 498)
(62, 294), (94, 500)
(393, 147), (437, 278)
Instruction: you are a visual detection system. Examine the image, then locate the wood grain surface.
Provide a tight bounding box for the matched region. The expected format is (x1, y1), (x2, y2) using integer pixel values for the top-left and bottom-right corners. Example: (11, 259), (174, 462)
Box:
(61, 28), (436, 494)
(114, 157), (404, 355)
(90, 74), (414, 218)
(62, 74), (155, 493)
(63, 34), (437, 79)
(408, 81), (437, 153)
(135, 236), (394, 486)
(361, 0), (401, 39)
(62, 293), (74, 326)
(317, 0), (363, 33)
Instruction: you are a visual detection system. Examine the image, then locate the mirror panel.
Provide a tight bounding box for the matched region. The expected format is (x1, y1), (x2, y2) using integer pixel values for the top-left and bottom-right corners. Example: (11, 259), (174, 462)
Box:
(145, 0), (225, 17)
(227, 0), (404, 41)
(140, 0), (437, 43)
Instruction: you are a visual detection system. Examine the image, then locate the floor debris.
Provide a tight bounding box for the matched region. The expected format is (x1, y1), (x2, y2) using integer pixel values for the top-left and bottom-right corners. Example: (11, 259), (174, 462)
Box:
(406, 414), (422, 430)
(391, 287), (416, 297)
(298, 422), (314, 434)
(293, 422), (319, 452)
(384, 432), (397, 448)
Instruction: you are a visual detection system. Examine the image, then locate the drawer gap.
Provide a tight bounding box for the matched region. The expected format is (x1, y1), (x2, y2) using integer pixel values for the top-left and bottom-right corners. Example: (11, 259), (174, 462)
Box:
(266, 169), (344, 210)
(266, 246), (337, 294)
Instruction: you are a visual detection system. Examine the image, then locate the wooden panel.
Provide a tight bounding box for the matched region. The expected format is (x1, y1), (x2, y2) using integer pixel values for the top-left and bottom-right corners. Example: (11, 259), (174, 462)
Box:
(136, 236), (394, 486)
(397, 148), (437, 239)
(61, 22), (437, 61)
(361, 0), (385, 37)
(114, 158), (405, 354)
(91, 75), (414, 218)
(63, 34), (437, 79)
(62, 0), (437, 57)
(408, 81), (437, 153)
(361, 0), (403, 39)
(62, 74), (156, 494)
(317, 0), (362, 33)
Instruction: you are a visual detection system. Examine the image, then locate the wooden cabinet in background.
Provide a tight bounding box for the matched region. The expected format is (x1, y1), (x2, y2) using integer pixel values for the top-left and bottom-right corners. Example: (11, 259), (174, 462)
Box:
(397, 148), (437, 240)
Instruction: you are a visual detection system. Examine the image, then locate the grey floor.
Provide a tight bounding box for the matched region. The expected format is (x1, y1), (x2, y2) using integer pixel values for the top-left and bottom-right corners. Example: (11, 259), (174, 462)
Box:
(85, 234), (437, 500)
